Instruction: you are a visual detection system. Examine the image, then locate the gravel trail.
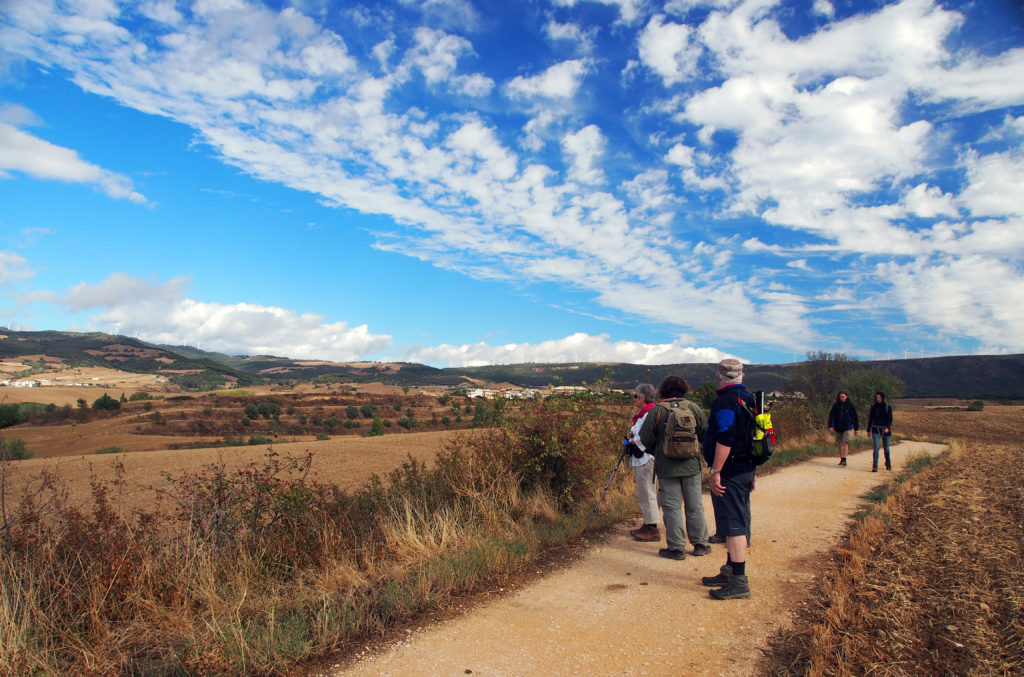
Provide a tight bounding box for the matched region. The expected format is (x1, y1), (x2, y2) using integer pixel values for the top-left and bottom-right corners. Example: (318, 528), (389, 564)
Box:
(328, 441), (945, 677)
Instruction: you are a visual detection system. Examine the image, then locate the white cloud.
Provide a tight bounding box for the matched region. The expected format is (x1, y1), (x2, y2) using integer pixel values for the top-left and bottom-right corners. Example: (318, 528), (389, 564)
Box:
(404, 332), (741, 367)
(813, 0), (835, 19)
(0, 251), (34, 284)
(49, 273), (393, 360)
(0, 120), (148, 203)
(505, 59), (587, 100)
(544, 20), (594, 53)
(884, 255), (1024, 351)
(562, 124), (606, 184)
(958, 148), (1024, 218)
(638, 15), (701, 86)
(903, 183), (959, 219)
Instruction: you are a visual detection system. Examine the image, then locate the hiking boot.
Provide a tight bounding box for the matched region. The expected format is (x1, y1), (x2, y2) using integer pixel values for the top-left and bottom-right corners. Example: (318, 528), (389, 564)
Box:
(708, 534), (727, 544)
(658, 548), (686, 560)
(886, 463), (892, 470)
(709, 573), (751, 600)
(872, 466), (878, 472)
(631, 524), (661, 542)
(838, 458), (847, 466)
(692, 543), (712, 557)
(701, 564), (733, 587)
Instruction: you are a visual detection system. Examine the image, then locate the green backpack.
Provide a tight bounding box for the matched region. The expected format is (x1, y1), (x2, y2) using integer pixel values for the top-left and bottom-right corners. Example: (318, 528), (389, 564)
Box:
(660, 399), (706, 460)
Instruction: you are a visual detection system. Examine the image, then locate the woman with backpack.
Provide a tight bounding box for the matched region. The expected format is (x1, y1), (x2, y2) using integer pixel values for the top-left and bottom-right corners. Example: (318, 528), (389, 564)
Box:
(827, 391), (859, 467)
(867, 391), (893, 472)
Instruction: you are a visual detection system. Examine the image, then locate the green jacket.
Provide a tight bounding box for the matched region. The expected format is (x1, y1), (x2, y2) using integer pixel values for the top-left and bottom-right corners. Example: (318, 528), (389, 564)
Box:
(638, 398), (708, 478)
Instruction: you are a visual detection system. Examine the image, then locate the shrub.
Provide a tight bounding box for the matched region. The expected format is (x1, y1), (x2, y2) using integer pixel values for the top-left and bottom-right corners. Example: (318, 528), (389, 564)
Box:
(92, 393), (121, 411)
(128, 391), (152, 401)
(0, 436), (32, 460)
(360, 403), (375, 418)
(94, 445), (124, 455)
(500, 394), (620, 507)
(257, 401), (281, 419)
(247, 434), (272, 446)
(346, 405), (359, 420)
(315, 433), (329, 441)
(244, 403), (259, 418)
(397, 417), (416, 430)
(370, 416), (384, 436)
(967, 400), (985, 411)
(0, 403), (23, 429)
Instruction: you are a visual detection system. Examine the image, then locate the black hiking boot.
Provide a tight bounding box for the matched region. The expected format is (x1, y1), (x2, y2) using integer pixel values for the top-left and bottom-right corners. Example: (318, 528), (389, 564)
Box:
(708, 534), (727, 544)
(692, 543), (712, 557)
(658, 548), (686, 560)
(709, 573), (750, 600)
(838, 458), (847, 466)
(872, 466), (878, 472)
(701, 564), (732, 587)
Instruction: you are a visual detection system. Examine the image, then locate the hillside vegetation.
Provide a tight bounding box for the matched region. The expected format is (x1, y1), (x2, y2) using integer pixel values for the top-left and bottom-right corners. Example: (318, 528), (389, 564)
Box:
(3, 329), (1024, 398)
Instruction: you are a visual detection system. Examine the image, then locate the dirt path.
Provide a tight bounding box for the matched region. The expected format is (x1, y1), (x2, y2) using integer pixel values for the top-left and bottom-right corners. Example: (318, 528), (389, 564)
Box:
(324, 440), (945, 677)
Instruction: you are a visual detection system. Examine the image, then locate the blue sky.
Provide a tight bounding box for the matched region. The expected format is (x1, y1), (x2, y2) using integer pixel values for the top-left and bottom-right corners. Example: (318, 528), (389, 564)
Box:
(1, 0), (1022, 368)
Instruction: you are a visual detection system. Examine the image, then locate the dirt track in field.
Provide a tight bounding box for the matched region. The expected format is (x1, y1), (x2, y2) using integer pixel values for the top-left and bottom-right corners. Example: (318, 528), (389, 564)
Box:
(318, 439), (946, 677)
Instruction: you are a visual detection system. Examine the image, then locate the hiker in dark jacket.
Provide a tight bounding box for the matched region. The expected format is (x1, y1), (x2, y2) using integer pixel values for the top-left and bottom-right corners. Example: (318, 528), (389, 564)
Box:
(827, 391), (858, 467)
(867, 391), (893, 472)
(699, 359), (756, 600)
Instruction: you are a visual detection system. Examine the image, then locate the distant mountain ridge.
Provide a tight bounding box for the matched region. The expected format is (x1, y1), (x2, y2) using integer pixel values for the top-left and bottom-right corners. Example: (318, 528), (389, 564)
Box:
(1, 330), (1022, 398)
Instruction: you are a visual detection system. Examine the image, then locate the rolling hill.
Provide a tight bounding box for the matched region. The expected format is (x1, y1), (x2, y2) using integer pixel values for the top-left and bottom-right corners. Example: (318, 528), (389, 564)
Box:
(2, 329), (1022, 398)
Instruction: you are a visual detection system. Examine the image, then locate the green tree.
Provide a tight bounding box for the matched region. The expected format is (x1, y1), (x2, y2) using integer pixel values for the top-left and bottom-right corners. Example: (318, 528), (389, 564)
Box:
(842, 368), (904, 415)
(256, 401), (281, 419)
(0, 437), (32, 461)
(369, 415), (384, 436)
(346, 405), (359, 420)
(119, 392), (128, 403)
(244, 403), (259, 418)
(691, 381), (718, 411)
(92, 393), (121, 412)
(0, 404), (23, 429)
(787, 351), (856, 421)
(360, 403), (375, 418)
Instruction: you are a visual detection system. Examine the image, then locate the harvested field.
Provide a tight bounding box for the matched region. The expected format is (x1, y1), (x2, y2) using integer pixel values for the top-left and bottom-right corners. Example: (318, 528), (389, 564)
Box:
(760, 437), (1024, 675)
(1, 429), (479, 514)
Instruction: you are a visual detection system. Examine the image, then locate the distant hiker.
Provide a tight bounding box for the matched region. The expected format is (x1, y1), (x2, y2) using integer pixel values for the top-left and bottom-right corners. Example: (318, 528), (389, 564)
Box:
(625, 383), (660, 542)
(867, 392), (893, 472)
(828, 391), (859, 467)
(638, 375), (711, 560)
(700, 358), (755, 600)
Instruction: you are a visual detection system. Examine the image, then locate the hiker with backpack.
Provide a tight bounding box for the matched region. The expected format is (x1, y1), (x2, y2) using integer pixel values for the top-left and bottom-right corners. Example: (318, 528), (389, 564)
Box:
(867, 392), (893, 472)
(828, 391), (859, 467)
(637, 375), (712, 560)
(625, 383), (660, 542)
(700, 358), (756, 600)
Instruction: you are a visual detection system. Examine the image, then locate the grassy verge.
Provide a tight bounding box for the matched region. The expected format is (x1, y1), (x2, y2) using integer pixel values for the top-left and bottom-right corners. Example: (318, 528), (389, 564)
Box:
(0, 395), (632, 675)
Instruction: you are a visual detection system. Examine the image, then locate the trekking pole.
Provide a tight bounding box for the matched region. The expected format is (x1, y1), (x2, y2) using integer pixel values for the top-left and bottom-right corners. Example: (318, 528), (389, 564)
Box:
(582, 447), (628, 533)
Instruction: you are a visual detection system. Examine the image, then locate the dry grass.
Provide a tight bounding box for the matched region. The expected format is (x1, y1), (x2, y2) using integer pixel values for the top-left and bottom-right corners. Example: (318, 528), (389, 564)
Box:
(0, 395), (630, 676)
(760, 430), (1024, 676)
